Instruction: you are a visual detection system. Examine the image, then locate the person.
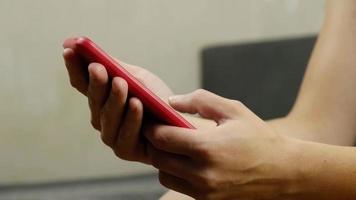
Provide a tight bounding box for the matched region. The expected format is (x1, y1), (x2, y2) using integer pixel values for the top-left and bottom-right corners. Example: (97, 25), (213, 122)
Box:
(63, 0), (356, 199)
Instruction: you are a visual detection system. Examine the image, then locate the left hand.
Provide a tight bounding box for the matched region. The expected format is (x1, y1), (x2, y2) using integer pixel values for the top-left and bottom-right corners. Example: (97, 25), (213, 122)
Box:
(144, 89), (303, 200)
(63, 38), (174, 164)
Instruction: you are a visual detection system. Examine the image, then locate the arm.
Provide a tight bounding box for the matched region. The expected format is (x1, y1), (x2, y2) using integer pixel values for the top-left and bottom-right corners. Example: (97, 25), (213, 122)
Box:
(297, 140), (356, 199)
(161, 0), (356, 150)
(269, 0), (356, 146)
(160, 1), (356, 199)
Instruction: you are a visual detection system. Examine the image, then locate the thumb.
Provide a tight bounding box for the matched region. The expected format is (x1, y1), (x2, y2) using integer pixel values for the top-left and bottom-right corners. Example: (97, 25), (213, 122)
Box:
(169, 89), (245, 123)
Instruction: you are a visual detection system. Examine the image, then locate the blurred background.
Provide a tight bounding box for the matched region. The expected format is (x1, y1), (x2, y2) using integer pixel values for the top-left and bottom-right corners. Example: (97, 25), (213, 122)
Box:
(0, 0), (324, 199)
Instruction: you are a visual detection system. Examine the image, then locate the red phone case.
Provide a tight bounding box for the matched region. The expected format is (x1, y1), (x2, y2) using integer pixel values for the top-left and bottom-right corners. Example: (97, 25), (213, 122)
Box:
(70, 37), (195, 129)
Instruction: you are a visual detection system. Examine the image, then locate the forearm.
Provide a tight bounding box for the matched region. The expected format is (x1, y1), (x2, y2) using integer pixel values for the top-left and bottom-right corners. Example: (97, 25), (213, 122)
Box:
(279, 0), (356, 146)
(267, 117), (354, 146)
(294, 139), (356, 199)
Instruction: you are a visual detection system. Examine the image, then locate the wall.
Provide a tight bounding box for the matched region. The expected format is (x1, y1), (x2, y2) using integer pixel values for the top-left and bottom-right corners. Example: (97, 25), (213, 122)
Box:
(0, 0), (324, 184)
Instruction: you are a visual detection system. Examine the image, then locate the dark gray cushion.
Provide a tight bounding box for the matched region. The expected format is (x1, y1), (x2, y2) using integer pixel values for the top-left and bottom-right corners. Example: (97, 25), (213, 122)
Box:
(0, 174), (166, 200)
(202, 36), (316, 119)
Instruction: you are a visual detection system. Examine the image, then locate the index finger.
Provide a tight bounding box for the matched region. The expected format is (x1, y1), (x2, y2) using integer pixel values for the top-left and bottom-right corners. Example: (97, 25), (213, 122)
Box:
(62, 37), (77, 49)
(144, 125), (200, 157)
(62, 48), (89, 95)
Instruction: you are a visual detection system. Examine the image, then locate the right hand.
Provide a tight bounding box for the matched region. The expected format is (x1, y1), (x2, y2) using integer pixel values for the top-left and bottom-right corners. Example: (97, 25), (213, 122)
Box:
(62, 38), (173, 164)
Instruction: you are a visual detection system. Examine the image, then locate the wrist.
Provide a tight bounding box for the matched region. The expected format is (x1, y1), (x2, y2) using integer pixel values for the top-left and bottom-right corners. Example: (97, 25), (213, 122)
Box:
(276, 136), (322, 200)
(286, 140), (347, 200)
(286, 138), (318, 199)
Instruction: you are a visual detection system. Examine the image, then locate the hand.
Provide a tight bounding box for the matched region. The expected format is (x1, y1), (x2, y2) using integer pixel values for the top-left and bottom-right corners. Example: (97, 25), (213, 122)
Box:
(62, 38), (173, 164)
(144, 89), (303, 200)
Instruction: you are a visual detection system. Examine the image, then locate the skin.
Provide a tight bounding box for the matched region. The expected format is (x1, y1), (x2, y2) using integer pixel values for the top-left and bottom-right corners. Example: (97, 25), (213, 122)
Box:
(62, 0), (356, 199)
(62, 44), (214, 164)
(145, 90), (300, 199)
(147, 90), (356, 200)
(268, 0), (356, 146)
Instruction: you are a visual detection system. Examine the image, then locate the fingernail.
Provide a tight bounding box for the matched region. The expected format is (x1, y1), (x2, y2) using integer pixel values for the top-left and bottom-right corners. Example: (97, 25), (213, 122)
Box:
(63, 48), (72, 55)
(168, 95), (184, 103)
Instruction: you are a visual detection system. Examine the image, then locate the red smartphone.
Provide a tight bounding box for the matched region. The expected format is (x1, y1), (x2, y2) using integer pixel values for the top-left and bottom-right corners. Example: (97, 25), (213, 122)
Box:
(66, 36), (195, 129)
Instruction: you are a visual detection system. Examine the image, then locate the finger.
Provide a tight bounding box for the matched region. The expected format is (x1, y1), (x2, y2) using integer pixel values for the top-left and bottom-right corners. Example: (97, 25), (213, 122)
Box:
(87, 63), (109, 130)
(115, 60), (152, 88)
(62, 37), (77, 49)
(169, 89), (245, 122)
(159, 190), (194, 200)
(147, 144), (196, 180)
(100, 77), (128, 147)
(62, 48), (88, 95)
(115, 60), (140, 74)
(113, 97), (146, 162)
(158, 171), (198, 199)
(144, 125), (199, 156)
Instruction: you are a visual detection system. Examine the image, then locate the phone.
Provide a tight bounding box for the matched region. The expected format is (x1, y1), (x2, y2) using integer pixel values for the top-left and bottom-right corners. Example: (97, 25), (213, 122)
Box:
(68, 36), (195, 129)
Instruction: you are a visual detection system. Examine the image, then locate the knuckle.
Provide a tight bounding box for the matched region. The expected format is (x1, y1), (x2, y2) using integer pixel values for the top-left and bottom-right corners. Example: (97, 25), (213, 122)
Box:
(199, 169), (219, 191)
(90, 118), (101, 130)
(158, 172), (170, 188)
(195, 142), (214, 160)
(150, 128), (169, 148)
(193, 89), (208, 99)
(230, 100), (245, 110)
(194, 89), (207, 95)
(113, 146), (127, 160)
(113, 149), (122, 159)
(192, 89), (211, 104)
(69, 78), (80, 89)
(100, 133), (112, 147)
(150, 155), (160, 168)
(113, 143), (136, 162)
